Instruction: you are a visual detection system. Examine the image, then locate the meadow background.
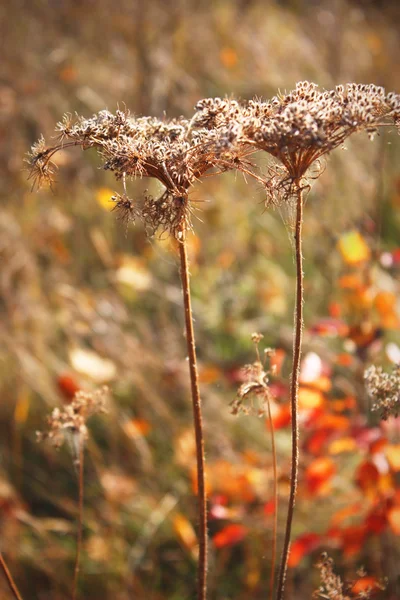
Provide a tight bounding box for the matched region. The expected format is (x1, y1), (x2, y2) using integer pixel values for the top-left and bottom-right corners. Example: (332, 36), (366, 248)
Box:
(1, 0), (400, 598)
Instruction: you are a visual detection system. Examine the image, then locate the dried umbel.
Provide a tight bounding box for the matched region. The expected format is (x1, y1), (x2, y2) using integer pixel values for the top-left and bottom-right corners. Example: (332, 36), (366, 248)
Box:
(37, 387), (108, 448)
(365, 364), (400, 420)
(313, 552), (386, 600)
(194, 82), (400, 204)
(27, 109), (246, 238)
(231, 333), (276, 417)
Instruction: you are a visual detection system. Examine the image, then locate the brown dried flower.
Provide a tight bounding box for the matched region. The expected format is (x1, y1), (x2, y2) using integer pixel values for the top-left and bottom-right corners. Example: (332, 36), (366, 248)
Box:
(365, 364), (400, 420)
(314, 552), (386, 599)
(37, 387), (108, 448)
(231, 333), (275, 417)
(27, 109), (243, 238)
(195, 82), (400, 205)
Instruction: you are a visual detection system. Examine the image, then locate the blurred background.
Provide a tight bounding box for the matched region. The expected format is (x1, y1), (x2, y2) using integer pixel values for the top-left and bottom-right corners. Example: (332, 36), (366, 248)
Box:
(1, 0), (400, 598)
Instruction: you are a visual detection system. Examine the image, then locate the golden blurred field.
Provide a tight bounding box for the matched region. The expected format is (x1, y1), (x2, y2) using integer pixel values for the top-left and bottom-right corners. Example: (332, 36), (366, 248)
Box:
(1, 1), (400, 598)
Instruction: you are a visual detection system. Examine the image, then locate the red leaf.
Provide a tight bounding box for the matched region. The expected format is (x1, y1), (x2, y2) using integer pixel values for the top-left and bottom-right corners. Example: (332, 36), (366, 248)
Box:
(212, 524), (247, 549)
(57, 373), (80, 401)
(287, 533), (320, 567)
(352, 576), (382, 595)
(305, 457), (336, 495)
(269, 404), (291, 430)
(355, 461), (379, 495)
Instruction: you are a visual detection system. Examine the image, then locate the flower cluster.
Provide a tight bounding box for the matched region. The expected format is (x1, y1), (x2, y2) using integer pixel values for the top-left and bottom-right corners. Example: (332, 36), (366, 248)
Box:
(37, 387), (109, 448)
(28, 82), (400, 232)
(365, 364), (400, 420)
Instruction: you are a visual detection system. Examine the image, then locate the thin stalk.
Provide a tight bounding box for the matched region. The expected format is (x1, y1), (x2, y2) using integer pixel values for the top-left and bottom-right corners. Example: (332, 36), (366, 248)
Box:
(276, 185), (304, 600)
(0, 552), (23, 600)
(178, 232), (208, 600)
(73, 434), (85, 600)
(265, 394), (278, 600)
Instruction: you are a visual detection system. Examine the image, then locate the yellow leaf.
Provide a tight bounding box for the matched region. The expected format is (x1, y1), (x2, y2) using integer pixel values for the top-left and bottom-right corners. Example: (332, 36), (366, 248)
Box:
(337, 231), (371, 264)
(329, 437), (357, 455)
(14, 392), (30, 425)
(116, 255), (152, 292)
(173, 513), (198, 555)
(96, 187), (115, 212)
(385, 444), (400, 472)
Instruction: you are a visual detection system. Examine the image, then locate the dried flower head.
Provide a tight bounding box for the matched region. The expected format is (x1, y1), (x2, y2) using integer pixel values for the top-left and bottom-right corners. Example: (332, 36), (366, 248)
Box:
(314, 553), (386, 599)
(37, 387), (109, 448)
(365, 364), (400, 420)
(27, 108), (244, 238)
(194, 82), (400, 205)
(231, 333), (275, 417)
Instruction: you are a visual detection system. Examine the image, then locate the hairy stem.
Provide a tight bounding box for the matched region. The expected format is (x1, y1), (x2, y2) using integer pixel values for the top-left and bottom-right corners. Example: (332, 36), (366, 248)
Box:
(266, 394), (278, 600)
(178, 233), (208, 600)
(73, 435), (84, 600)
(276, 185), (304, 600)
(0, 552), (23, 600)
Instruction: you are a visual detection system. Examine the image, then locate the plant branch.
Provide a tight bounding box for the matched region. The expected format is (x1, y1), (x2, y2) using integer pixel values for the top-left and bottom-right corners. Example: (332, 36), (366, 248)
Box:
(0, 552), (23, 600)
(73, 434), (85, 600)
(178, 232), (208, 600)
(276, 184), (304, 600)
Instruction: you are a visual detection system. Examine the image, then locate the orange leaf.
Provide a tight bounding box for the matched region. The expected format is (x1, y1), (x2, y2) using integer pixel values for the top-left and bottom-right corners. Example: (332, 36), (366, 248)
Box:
(213, 524), (247, 549)
(287, 533), (320, 567)
(331, 503), (362, 527)
(57, 374), (80, 401)
(352, 576), (382, 595)
(340, 524), (367, 556)
(299, 387), (325, 410)
(365, 504), (387, 534)
(269, 404), (291, 430)
(173, 513), (197, 554)
(305, 429), (332, 455)
(335, 353), (354, 367)
(374, 291), (396, 315)
(316, 414), (350, 431)
(338, 274), (364, 290)
(305, 457), (336, 495)
(387, 506), (400, 535)
(329, 437), (357, 455)
(220, 47), (238, 69)
(123, 418), (151, 437)
(355, 461), (379, 496)
(385, 444), (400, 472)
(337, 230), (371, 264)
(199, 365), (222, 384)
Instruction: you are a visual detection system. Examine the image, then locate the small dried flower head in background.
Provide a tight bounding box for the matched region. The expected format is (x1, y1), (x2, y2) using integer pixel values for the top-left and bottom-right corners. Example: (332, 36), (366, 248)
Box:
(313, 552), (350, 600)
(365, 364), (400, 420)
(37, 387), (109, 449)
(230, 333), (276, 417)
(314, 552), (386, 599)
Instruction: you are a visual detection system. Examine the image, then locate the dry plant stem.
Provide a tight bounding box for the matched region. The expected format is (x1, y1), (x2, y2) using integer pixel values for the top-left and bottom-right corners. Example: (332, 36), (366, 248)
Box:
(276, 184), (304, 600)
(178, 233), (208, 600)
(73, 435), (85, 600)
(0, 552), (23, 600)
(266, 396), (278, 600)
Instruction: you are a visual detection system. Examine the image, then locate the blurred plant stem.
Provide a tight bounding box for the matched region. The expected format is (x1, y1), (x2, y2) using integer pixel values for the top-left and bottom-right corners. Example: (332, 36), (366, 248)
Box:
(178, 231), (208, 600)
(73, 434), (85, 600)
(0, 552), (23, 600)
(266, 395), (278, 600)
(276, 184), (304, 600)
